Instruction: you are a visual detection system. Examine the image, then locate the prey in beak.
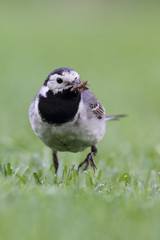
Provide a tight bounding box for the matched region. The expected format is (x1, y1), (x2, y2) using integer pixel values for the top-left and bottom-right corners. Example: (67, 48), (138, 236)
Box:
(71, 79), (89, 93)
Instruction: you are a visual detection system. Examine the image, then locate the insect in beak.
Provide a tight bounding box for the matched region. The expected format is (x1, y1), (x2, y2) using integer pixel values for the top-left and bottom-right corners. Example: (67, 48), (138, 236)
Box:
(71, 79), (89, 93)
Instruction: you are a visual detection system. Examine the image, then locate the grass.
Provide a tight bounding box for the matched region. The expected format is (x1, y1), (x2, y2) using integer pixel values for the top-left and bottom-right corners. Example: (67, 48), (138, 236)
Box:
(1, 1), (160, 239)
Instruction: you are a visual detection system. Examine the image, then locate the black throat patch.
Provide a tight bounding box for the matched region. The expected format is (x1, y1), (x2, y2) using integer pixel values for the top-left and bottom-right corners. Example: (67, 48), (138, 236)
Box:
(38, 89), (81, 125)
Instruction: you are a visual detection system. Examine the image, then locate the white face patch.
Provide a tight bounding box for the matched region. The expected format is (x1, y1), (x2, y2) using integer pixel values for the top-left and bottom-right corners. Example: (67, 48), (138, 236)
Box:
(47, 70), (80, 94)
(49, 74), (61, 81)
(49, 71), (80, 83)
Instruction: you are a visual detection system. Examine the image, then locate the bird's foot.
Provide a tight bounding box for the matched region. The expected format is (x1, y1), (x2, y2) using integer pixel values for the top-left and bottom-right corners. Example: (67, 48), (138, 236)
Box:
(78, 152), (97, 171)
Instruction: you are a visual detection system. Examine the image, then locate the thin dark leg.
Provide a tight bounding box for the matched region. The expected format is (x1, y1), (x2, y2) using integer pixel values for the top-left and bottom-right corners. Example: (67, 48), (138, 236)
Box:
(78, 145), (97, 171)
(52, 151), (59, 174)
(91, 145), (98, 156)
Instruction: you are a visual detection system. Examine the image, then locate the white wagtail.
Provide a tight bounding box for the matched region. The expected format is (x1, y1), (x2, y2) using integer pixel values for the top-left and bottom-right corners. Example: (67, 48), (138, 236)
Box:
(29, 67), (125, 173)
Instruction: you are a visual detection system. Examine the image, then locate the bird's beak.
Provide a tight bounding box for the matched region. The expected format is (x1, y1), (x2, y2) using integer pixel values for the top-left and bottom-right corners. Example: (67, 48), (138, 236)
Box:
(73, 79), (81, 86)
(71, 79), (88, 93)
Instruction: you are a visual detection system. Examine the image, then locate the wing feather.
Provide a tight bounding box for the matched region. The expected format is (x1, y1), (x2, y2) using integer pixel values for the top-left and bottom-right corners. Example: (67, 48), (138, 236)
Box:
(90, 101), (105, 119)
(81, 90), (105, 119)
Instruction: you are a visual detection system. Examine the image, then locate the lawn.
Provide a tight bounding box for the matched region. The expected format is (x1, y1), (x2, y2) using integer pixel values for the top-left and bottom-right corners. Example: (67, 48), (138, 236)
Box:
(1, 1), (160, 239)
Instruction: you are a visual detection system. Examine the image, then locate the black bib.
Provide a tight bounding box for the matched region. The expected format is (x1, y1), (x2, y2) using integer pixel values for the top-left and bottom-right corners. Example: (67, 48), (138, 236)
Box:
(38, 89), (81, 125)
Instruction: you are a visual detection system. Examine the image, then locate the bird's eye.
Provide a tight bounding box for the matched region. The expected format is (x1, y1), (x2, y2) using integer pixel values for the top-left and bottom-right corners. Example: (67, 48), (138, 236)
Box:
(57, 78), (63, 84)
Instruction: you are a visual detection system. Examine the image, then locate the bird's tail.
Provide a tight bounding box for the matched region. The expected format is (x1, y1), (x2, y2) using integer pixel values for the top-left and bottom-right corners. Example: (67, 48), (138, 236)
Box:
(105, 114), (126, 121)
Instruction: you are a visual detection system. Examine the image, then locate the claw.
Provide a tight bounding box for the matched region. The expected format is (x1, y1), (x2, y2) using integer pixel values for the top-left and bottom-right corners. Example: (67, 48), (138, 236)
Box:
(78, 152), (97, 171)
(89, 156), (97, 169)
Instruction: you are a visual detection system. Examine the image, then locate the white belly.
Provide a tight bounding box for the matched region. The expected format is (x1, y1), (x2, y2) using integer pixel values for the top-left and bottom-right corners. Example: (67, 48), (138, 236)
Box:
(29, 99), (106, 152)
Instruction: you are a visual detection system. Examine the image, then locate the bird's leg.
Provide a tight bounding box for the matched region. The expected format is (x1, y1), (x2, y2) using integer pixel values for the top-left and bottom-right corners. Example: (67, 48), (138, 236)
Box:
(78, 145), (97, 171)
(52, 151), (59, 175)
(91, 145), (97, 156)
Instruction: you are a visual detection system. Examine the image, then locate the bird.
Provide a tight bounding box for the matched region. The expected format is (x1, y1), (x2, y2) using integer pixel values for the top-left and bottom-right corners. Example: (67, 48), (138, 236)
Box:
(29, 67), (125, 174)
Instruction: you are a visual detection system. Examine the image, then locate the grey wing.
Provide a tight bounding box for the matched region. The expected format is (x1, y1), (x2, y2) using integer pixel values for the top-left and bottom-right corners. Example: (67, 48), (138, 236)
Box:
(81, 90), (106, 119)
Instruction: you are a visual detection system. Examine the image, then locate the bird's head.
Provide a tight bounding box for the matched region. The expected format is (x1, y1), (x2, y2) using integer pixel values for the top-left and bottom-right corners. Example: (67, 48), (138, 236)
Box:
(42, 67), (88, 95)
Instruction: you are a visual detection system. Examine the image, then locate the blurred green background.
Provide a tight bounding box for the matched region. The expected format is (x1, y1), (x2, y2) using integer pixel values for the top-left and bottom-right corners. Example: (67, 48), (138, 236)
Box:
(0, 1), (160, 239)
